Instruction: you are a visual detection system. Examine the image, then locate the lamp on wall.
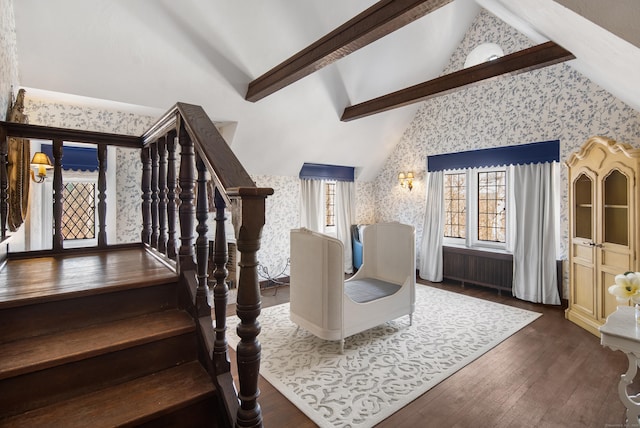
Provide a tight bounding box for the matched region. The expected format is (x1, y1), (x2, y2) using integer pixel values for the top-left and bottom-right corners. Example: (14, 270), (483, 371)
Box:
(398, 172), (414, 191)
(30, 152), (53, 183)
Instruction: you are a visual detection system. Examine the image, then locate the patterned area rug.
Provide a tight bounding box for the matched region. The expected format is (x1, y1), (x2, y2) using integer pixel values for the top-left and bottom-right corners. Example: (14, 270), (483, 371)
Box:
(226, 285), (541, 428)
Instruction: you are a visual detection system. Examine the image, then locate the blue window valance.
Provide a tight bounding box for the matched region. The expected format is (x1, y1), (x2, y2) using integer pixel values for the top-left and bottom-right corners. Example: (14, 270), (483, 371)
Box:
(41, 144), (100, 172)
(299, 162), (354, 182)
(427, 140), (559, 172)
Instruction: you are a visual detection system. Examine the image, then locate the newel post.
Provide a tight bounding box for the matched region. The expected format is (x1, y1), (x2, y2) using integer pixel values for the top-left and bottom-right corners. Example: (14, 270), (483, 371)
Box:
(230, 187), (273, 428)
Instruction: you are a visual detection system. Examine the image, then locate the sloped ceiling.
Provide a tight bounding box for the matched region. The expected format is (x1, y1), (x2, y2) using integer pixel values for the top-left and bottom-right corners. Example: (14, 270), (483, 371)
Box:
(12, 0), (640, 181)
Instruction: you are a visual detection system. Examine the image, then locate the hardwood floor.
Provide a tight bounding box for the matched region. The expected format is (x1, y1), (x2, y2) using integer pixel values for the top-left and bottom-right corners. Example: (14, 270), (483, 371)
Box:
(0, 247), (177, 308)
(228, 280), (630, 427)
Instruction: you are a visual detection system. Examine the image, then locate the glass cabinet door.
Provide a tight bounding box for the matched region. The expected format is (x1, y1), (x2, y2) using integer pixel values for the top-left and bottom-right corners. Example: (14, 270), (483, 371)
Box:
(574, 173), (593, 240)
(603, 169), (628, 246)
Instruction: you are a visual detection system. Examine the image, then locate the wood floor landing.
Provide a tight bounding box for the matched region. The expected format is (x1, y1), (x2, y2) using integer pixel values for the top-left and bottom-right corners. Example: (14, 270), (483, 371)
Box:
(0, 248), (177, 308)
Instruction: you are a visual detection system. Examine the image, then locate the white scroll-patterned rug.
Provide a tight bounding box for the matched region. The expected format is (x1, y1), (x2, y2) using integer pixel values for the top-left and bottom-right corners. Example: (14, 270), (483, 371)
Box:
(226, 285), (541, 428)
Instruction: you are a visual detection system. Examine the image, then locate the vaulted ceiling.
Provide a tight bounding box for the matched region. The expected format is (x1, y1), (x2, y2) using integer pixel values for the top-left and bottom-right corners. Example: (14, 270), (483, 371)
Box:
(12, 0), (640, 181)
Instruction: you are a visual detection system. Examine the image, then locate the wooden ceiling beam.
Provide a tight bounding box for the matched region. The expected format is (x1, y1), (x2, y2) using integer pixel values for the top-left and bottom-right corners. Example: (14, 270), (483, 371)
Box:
(341, 41), (575, 121)
(245, 0), (453, 102)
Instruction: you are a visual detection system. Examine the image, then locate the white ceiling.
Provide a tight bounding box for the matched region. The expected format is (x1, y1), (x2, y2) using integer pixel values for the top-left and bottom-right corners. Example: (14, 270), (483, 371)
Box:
(12, 0), (640, 181)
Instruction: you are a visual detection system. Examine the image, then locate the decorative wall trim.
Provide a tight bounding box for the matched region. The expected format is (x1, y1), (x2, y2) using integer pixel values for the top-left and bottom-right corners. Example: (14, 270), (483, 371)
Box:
(299, 162), (354, 182)
(41, 143), (100, 172)
(427, 140), (559, 171)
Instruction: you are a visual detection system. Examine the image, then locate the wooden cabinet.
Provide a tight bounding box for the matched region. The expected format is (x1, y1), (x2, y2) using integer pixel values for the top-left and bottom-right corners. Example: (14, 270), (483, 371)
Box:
(566, 136), (640, 336)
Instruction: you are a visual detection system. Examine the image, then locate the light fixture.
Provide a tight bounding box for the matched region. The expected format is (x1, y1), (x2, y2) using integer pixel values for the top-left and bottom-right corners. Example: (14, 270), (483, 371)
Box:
(30, 152), (53, 183)
(398, 171), (414, 191)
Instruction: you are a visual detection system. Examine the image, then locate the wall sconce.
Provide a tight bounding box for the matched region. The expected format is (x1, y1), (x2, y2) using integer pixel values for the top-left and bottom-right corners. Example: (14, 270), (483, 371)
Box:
(30, 152), (54, 183)
(398, 172), (414, 191)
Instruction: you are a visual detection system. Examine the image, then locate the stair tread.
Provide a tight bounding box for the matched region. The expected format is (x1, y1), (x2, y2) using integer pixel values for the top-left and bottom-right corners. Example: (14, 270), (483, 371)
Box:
(0, 310), (194, 380)
(0, 361), (215, 428)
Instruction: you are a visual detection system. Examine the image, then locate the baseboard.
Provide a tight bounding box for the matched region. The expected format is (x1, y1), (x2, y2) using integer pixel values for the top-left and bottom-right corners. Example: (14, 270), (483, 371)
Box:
(260, 276), (290, 289)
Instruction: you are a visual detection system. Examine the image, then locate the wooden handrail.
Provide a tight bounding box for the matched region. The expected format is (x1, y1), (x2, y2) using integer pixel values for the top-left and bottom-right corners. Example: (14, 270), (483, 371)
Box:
(0, 121), (142, 248)
(0, 121), (141, 147)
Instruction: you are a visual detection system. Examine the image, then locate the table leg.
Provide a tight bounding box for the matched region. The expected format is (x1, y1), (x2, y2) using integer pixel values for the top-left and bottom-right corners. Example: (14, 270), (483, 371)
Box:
(619, 353), (640, 425)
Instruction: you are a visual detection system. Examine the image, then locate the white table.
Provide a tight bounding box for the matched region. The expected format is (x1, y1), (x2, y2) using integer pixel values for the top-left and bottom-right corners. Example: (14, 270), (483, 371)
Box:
(600, 306), (640, 425)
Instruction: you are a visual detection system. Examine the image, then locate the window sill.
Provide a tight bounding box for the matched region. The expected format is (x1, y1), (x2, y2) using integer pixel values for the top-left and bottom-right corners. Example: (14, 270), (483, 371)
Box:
(443, 244), (513, 260)
(443, 242), (511, 256)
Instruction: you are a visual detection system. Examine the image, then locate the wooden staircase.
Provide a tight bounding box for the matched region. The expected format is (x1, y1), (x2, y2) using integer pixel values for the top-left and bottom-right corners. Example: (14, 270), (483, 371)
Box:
(1, 103), (273, 426)
(0, 264), (222, 427)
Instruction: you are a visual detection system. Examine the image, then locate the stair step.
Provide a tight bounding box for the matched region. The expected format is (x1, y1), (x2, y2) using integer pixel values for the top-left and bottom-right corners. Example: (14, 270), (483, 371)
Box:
(0, 282), (180, 344)
(0, 309), (194, 380)
(0, 361), (216, 428)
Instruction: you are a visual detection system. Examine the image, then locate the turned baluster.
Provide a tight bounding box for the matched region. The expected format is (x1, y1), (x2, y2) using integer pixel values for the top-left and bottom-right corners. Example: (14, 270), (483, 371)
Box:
(0, 128), (7, 240)
(178, 120), (196, 271)
(195, 153), (210, 316)
(213, 187), (231, 373)
(158, 135), (168, 255)
(150, 143), (159, 249)
(166, 130), (178, 259)
(52, 140), (64, 252)
(97, 143), (107, 247)
(141, 146), (151, 245)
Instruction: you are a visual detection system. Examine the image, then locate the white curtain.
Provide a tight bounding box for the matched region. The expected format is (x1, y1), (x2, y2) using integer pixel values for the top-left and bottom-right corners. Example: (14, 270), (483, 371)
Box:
(300, 179), (324, 232)
(419, 170), (444, 282)
(336, 181), (355, 274)
(511, 162), (560, 305)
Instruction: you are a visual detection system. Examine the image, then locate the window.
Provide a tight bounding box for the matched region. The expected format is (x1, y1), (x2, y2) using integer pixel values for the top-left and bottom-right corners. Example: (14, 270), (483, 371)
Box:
(477, 171), (506, 242)
(444, 173), (466, 238)
(62, 181), (96, 240)
(444, 168), (508, 249)
(325, 182), (335, 227)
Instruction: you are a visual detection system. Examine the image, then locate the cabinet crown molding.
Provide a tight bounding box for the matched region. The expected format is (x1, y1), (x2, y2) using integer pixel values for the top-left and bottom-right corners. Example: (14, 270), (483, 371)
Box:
(566, 136), (640, 168)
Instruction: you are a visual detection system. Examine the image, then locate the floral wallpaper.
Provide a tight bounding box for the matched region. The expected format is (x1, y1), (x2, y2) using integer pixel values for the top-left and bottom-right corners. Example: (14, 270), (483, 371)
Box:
(0, 0), (19, 120)
(374, 9), (640, 293)
(22, 98), (158, 244)
(251, 175), (299, 278)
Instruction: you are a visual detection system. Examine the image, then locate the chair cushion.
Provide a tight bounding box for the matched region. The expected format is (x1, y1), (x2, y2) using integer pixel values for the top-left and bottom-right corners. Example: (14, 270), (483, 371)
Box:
(345, 278), (401, 303)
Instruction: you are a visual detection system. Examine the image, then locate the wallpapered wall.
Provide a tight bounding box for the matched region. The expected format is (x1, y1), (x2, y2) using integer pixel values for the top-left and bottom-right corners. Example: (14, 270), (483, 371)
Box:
(0, 0), (19, 120)
(373, 10), (640, 290)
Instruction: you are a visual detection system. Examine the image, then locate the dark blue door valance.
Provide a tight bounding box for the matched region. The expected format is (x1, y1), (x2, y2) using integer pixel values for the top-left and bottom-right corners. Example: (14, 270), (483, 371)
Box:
(41, 144), (100, 172)
(427, 140), (559, 172)
(299, 162), (354, 182)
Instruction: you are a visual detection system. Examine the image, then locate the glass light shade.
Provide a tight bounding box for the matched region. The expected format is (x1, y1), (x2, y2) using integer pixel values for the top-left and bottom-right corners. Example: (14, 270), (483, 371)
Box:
(406, 172), (414, 179)
(31, 152), (53, 168)
(30, 152), (54, 182)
